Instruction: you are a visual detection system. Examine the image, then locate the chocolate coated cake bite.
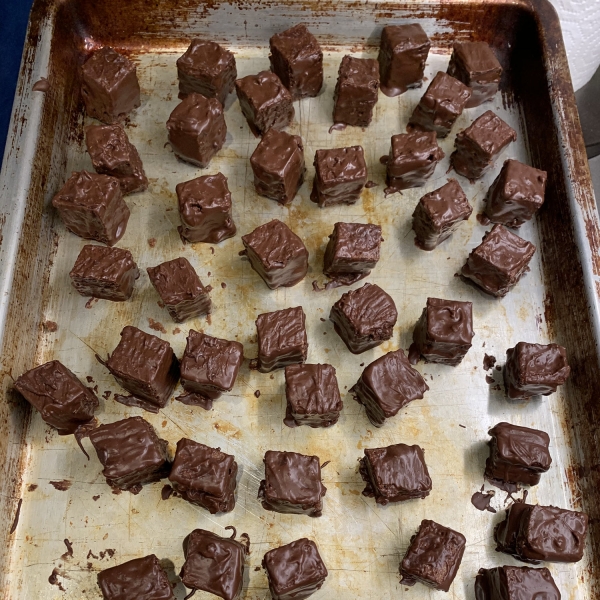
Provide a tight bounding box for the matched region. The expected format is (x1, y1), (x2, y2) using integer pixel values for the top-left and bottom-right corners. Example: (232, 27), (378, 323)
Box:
(474, 566), (561, 600)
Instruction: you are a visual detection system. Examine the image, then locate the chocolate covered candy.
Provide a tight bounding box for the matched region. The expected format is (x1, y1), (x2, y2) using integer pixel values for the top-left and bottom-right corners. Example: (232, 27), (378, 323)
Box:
(474, 566), (561, 600)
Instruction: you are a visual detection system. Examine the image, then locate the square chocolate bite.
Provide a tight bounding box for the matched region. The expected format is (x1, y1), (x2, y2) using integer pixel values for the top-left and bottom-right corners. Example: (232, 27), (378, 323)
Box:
(400, 519), (466, 591)
(166, 93), (226, 167)
(81, 47), (141, 124)
(176, 40), (237, 105)
(69, 244), (139, 301)
(242, 219), (308, 289)
(256, 306), (308, 373)
(14, 360), (99, 435)
(258, 450), (326, 516)
(484, 159), (548, 228)
(89, 416), (170, 493)
(169, 438), (237, 513)
(329, 283), (397, 354)
(378, 24), (430, 97)
(504, 342), (570, 400)
(270, 24), (323, 100)
(333, 56), (380, 127)
(451, 110), (517, 180)
(97, 554), (174, 600)
(263, 538), (328, 600)
(250, 129), (305, 205)
(461, 225), (536, 297)
(350, 349), (429, 427)
(235, 71), (294, 136)
(52, 171), (130, 246)
(410, 297), (474, 366)
(412, 179), (472, 250)
(310, 146), (367, 207)
(284, 363), (343, 428)
(85, 124), (148, 195)
(475, 566), (561, 600)
(447, 41), (503, 107)
(359, 443), (432, 505)
(176, 173), (236, 244)
(147, 257), (212, 323)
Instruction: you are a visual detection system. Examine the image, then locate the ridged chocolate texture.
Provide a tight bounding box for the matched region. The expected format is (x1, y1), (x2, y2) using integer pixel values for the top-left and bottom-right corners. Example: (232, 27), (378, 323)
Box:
(329, 283), (397, 354)
(484, 160), (548, 228)
(263, 538), (328, 600)
(494, 503), (588, 564)
(447, 41), (503, 108)
(284, 363), (343, 428)
(235, 71), (294, 136)
(474, 566), (561, 600)
(258, 450), (326, 516)
(70, 244), (139, 301)
(89, 416), (171, 492)
(310, 146), (367, 207)
(250, 129), (305, 205)
(14, 360), (98, 435)
(176, 40), (237, 105)
(400, 519), (466, 591)
(169, 438), (237, 513)
(504, 342), (570, 400)
(176, 173), (236, 244)
(98, 554), (174, 600)
(350, 349), (428, 427)
(451, 111), (517, 180)
(412, 179), (472, 250)
(52, 170), (130, 246)
(147, 257), (212, 322)
(166, 93), (226, 167)
(81, 47), (141, 124)
(359, 443), (432, 505)
(378, 24), (430, 97)
(256, 306), (308, 373)
(462, 225), (536, 297)
(242, 219), (308, 289)
(333, 56), (380, 127)
(269, 24), (323, 100)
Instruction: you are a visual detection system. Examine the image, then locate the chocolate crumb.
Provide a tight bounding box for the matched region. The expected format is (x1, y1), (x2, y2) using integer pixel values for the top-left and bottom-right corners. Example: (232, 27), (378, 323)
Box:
(9, 498), (22, 534)
(161, 485), (174, 500)
(364, 180), (378, 188)
(62, 538), (74, 559)
(85, 297), (98, 309)
(172, 328), (181, 334)
(496, 365), (502, 371)
(483, 354), (497, 370)
(43, 320), (58, 332)
(459, 424), (466, 428)
(49, 480), (72, 491)
(32, 77), (50, 92)
(320, 318), (326, 322)
(87, 550), (99, 559)
(485, 374), (495, 384)
(210, 247), (215, 254)
(48, 568), (66, 591)
(148, 238), (157, 248)
(102, 390), (111, 400)
(148, 318), (167, 334)
(86, 376), (94, 383)
(254, 390), (261, 398)
(27, 484), (38, 492)
(221, 282), (227, 288)
(92, 495), (100, 501)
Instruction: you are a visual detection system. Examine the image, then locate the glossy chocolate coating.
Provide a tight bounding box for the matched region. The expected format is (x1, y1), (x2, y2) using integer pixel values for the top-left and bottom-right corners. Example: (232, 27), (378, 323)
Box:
(169, 438), (237, 513)
(256, 306), (308, 373)
(258, 450), (326, 516)
(176, 40), (237, 105)
(475, 566), (561, 600)
(52, 171), (130, 246)
(70, 244), (139, 301)
(359, 443), (432, 505)
(250, 129), (305, 205)
(284, 363), (343, 428)
(333, 56), (380, 127)
(504, 342), (570, 400)
(89, 416), (170, 492)
(176, 172), (236, 244)
(447, 41), (503, 108)
(263, 538), (328, 600)
(166, 93), (226, 167)
(400, 519), (466, 591)
(310, 146), (367, 207)
(329, 283), (397, 354)
(350, 349), (428, 427)
(14, 360), (98, 435)
(484, 160), (548, 228)
(269, 24), (323, 100)
(412, 179), (472, 250)
(451, 110), (517, 180)
(147, 257), (212, 322)
(461, 225), (536, 297)
(242, 219), (308, 289)
(97, 554), (174, 600)
(81, 47), (141, 124)
(85, 124), (148, 195)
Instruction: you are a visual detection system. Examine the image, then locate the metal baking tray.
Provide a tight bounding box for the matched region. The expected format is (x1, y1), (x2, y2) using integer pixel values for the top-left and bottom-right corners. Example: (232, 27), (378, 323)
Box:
(1, 0), (599, 597)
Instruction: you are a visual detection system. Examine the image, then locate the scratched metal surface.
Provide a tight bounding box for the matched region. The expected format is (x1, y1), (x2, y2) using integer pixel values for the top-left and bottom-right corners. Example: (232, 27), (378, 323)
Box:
(5, 47), (590, 599)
